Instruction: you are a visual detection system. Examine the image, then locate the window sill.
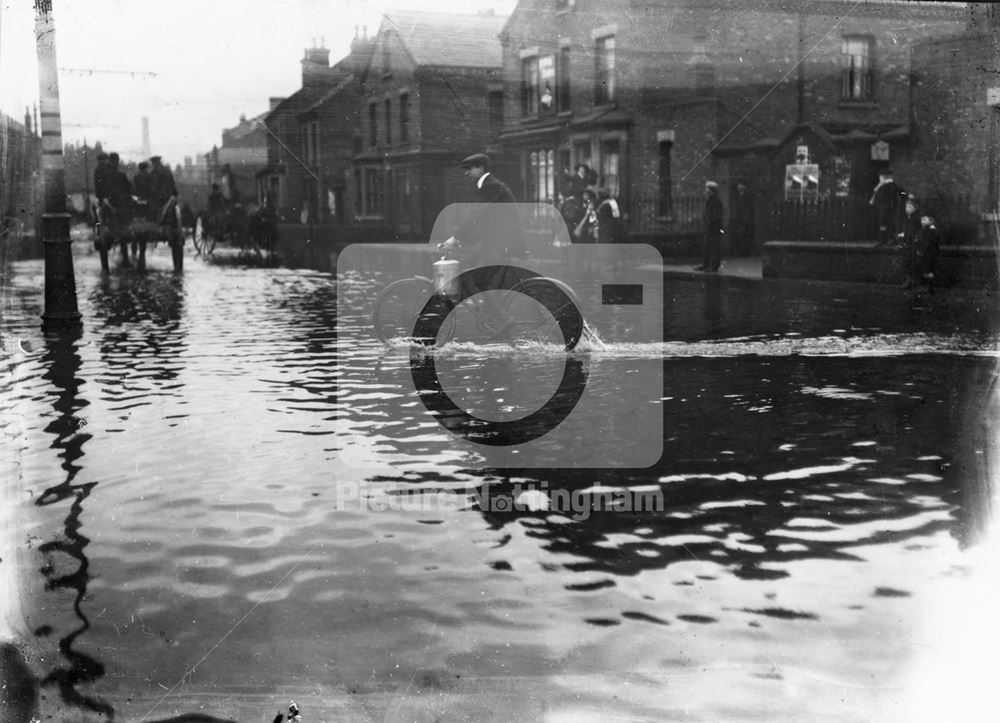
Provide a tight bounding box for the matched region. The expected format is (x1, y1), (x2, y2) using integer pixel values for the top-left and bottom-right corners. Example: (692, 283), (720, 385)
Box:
(557, 110), (573, 118)
(838, 100), (877, 109)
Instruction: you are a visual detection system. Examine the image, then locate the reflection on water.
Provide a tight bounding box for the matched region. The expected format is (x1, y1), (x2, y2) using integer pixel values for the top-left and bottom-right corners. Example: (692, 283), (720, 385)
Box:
(1, 247), (997, 720)
(34, 330), (112, 717)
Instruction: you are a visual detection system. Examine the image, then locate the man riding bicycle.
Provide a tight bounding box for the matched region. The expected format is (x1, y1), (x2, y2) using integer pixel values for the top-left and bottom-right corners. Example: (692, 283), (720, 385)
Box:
(439, 153), (526, 331)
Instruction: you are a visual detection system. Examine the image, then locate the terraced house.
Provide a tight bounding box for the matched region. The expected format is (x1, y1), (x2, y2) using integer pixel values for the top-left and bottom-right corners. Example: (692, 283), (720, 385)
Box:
(499, 0), (967, 249)
(354, 9), (508, 239)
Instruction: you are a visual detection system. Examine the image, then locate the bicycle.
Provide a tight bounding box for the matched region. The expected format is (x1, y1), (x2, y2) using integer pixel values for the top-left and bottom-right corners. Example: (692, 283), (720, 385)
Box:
(371, 242), (585, 350)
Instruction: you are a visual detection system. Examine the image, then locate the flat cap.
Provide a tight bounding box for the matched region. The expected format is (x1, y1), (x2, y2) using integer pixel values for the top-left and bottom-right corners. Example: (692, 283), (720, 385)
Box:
(460, 153), (490, 169)
(705, 180), (719, 189)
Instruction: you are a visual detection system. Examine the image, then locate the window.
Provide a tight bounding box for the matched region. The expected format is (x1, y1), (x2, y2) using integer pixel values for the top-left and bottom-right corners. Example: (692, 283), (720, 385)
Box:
(658, 140), (672, 216)
(361, 167), (384, 216)
(600, 139), (620, 197)
(302, 121), (319, 166)
(383, 41), (391, 76)
(538, 54), (555, 113)
(842, 36), (873, 101)
(384, 98), (392, 145)
(521, 54), (557, 117)
(527, 148), (555, 203)
(399, 93), (410, 143)
(557, 46), (571, 112)
(488, 90), (504, 137)
(521, 56), (539, 116)
(595, 35), (616, 105)
(368, 102), (377, 147)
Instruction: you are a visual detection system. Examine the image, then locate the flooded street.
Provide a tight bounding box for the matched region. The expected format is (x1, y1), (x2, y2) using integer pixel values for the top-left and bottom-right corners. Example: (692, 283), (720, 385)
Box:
(2, 244), (999, 722)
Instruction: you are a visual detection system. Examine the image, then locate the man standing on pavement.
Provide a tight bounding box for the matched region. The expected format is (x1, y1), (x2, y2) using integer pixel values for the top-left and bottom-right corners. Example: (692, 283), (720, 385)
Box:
(869, 168), (908, 246)
(696, 181), (724, 272)
(730, 180), (755, 257)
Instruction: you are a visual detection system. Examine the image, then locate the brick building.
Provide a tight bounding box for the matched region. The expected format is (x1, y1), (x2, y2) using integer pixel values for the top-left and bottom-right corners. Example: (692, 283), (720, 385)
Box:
(903, 3), (1000, 242)
(208, 111), (270, 207)
(0, 109), (40, 238)
(499, 0), (967, 248)
(354, 9), (508, 239)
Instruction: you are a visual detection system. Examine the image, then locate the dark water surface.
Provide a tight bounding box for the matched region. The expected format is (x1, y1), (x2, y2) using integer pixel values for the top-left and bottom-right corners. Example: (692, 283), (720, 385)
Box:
(2, 245), (998, 721)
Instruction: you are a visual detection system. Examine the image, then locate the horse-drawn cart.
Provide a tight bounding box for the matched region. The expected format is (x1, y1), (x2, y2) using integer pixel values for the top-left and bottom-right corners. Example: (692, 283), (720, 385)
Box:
(94, 198), (184, 272)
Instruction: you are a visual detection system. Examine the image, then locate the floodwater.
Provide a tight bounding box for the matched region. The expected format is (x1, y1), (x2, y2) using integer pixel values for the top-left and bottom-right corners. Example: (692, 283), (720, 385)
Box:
(2, 243), (999, 722)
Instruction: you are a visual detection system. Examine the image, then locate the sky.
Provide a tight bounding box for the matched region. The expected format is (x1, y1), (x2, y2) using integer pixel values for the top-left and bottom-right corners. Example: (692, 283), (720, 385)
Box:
(0, 0), (516, 164)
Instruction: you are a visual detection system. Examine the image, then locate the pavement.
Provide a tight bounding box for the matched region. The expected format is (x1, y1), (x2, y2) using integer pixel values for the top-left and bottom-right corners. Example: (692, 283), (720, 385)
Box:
(655, 256), (763, 280)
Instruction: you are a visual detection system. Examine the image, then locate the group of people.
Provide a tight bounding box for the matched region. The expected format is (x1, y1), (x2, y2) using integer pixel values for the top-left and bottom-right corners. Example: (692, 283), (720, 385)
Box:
(870, 168), (941, 291)
(93, 152), (180, 262)
(446, 152), (940, 295)
(558, 163), (628, 248)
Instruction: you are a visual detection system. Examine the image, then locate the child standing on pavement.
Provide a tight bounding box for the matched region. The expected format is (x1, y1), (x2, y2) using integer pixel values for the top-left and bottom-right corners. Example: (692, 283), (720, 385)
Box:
(913, 214), (941, 293)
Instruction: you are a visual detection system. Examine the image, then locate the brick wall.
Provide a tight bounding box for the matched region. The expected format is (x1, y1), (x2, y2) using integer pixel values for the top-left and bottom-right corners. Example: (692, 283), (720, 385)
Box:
(905, 30), (1000, 237)
(500, 0), (967, 229)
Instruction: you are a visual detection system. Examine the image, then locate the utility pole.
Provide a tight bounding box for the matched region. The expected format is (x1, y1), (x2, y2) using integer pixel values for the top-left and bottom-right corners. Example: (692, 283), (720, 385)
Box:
(35, 0), (81, 330)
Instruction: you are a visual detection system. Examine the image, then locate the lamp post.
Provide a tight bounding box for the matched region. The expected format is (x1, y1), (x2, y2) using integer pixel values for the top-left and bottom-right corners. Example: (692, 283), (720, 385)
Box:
(35, 0), (81, 330)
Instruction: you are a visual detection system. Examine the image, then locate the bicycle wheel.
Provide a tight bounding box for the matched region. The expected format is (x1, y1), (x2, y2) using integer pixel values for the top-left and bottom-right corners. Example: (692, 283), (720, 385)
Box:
(372, 277), (456, 345)
(501, 276), (584, 350)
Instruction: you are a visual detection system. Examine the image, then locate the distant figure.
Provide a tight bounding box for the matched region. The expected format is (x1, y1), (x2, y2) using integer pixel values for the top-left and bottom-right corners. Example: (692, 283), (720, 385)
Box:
(572, 190), (598, 244)
(105, 152), (135, 265)
(869, 168), (908, 246)
(149, 155), (178, 223)
(133, 161), (154, 220)
(913, 213), (942, 293)
(696, 180), (724, 272)
(897, 194), (922, 289)
(730, 180), (755, 257)
(563, 164), (591, 201)
(220, 163), (241, 204)
(207, 183), (225, 215)
(595, 187), (627, 244)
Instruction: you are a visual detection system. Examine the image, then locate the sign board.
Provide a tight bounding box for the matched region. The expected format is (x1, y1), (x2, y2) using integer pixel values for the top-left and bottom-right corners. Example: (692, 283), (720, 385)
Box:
(988, 87), (1000, 107)
(871, 140), (890, 161)
(785, 163), (819, 201)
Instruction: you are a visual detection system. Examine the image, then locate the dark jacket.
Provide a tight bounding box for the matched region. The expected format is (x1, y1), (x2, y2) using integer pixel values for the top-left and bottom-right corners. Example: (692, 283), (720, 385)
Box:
(94, 163), (114, 204)
(133, 170), (153, 202)
(150, 163), (178, 207)
(913, 224), (941, 275)
(455, 173), (525, 259)
(596, 197), (627, 243)
(871, 180), (908, 228)
(704, 193), (724, 234)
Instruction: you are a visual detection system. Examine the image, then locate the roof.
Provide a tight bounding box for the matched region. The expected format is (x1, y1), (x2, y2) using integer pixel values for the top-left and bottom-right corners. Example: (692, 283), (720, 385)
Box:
(382, 9), (507, 68)
(266, 86), (330, 123)
(299, 74), (357, 116)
